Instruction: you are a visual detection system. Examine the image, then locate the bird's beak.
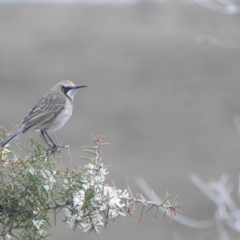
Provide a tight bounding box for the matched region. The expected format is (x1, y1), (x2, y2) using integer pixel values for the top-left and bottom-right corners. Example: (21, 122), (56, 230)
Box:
(73, 85), (87, 89)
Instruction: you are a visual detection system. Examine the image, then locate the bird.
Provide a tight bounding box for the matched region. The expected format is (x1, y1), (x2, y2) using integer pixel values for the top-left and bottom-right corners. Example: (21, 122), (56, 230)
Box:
(0, 80), (86, 151)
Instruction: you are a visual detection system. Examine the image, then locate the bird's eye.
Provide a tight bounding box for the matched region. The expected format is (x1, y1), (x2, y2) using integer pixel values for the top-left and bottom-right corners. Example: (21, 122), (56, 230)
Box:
(62, 86), (71, 96)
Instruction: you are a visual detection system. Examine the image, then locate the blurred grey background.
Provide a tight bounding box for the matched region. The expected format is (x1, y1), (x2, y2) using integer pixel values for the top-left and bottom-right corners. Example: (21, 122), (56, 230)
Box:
(1, 1), (240, 239)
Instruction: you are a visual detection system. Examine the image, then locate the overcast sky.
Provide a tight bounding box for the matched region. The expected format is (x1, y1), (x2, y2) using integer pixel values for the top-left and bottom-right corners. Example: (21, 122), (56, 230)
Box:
(0, 0), (138, 3)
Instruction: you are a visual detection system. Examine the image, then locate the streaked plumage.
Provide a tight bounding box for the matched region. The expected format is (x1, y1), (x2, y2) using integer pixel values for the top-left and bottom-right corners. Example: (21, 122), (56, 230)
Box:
(1, 80), (86, 150)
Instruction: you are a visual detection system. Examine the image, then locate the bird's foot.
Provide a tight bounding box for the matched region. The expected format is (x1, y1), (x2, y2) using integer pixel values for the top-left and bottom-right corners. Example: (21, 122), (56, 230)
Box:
(49, 143), (69, 153)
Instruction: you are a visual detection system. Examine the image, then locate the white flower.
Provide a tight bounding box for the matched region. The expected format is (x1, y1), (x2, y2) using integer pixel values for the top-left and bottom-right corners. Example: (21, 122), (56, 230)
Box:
(32, 219), (45, 230)
(32, 219), (46, 235)
(73, 190), (85, 208)
(33, 208), (40, 214)
(6, 233), (11, 239)
(40, 170), (56, 191)
(120, 189), (129, 198)
(81, 223), (92, 232)
(62, 159), (129, 233)
(43, 185), (50, 191)
(109, 209), (119, 218)
(99, 203), (107, 211)
(38, 229), (46, 236)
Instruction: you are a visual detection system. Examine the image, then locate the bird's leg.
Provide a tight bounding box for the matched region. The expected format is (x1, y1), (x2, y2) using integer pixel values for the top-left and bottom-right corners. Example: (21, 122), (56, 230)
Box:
(43, 131), (65, 150)
(40, 130), (55, 150)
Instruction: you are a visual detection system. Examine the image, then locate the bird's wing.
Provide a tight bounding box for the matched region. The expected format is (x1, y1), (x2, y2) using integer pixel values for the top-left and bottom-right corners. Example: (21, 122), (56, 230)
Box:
(21, 91), (66, 130)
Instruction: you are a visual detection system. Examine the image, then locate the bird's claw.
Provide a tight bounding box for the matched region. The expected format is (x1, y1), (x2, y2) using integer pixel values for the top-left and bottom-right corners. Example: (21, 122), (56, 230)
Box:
(49, 143), (70, 153)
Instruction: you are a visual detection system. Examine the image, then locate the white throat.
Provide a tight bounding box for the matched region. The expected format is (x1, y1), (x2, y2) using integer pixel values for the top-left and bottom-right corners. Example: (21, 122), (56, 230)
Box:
(66, 89), (76, 101)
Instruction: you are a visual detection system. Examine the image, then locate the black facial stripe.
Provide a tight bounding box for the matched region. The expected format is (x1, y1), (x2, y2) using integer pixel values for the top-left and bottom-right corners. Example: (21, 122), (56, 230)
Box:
(62, 86), (72, 95)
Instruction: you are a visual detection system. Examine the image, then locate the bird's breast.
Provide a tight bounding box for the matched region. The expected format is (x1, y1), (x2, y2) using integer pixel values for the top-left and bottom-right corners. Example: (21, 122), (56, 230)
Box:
(47, 104), (73, 132)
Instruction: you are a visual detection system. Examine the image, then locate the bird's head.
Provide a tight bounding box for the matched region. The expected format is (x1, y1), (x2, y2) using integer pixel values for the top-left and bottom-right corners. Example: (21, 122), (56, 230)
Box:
(53, 80), (87, 101)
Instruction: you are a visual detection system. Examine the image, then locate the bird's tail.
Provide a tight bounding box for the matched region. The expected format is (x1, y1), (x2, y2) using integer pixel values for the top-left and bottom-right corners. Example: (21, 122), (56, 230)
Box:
(1, 127), (23, 148)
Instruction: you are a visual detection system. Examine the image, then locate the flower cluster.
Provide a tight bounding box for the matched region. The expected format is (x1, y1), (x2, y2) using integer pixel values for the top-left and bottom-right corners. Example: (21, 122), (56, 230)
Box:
(0, 134), (181, 239)
(63, 162), (129, 233)
(40, 170), (57, 191)
(32, 219), (46, 236)
(28, 168), (57, 192)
